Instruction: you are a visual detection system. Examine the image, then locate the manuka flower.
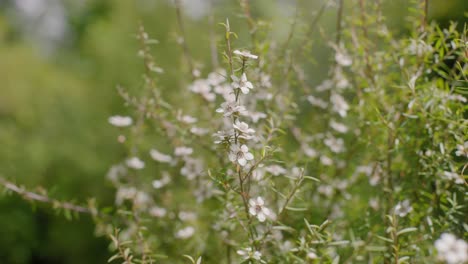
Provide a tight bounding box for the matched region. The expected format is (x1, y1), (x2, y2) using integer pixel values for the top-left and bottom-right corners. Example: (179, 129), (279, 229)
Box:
(233, 120), (255, 139)
(435, 233), (468, 264)
(231, 73), (253, 94)
(237, 247), (263, 262)
(248, 196), (271, 222)
(228, 144), (254, 166)
(455, 141), (468, 158)
(108, 115), (133, 127)
(233, 49), (258, 60)
(126, 157), (145, 170)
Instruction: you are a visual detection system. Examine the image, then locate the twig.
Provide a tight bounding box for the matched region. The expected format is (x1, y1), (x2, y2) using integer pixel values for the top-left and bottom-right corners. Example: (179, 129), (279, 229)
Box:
(0, 176), (92, 214)
(174, 0), (195, 77)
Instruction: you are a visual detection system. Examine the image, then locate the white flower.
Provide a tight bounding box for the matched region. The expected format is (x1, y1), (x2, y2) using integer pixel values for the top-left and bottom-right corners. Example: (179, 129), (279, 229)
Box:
(231, 73), (254, 94)
(216, 101), (247, 117)
(179, 114), (197, 124)
(174, 146), (193, 157)
(307, 252), (318, 259)
(207, 70), (226, 86)
(150, 149), (173, 163)
(248, 197), (271, 222)
(324, 136), (345, 153)
(307, 95), (328, 109)
(335, 51), (352, 66)
(250, 111), (267, 123)
(435, 233), (468, 264)
(237, 247), (262, 261)
(302, 144), (318, 158)
(330, 120), (348, 133)
(152, 172), (170, 189)
(189, 79), (215, 101)
(190, 127), (209, 136)
(126, 157), (145, 170)
(175, 226), (195, 239)
(320, 155), (333, 166)
(149, 206), (167, 217)
(108, 115), (133, 127)
(228, 144), (254, 166)
(180, 158), (204, 180)
(455, 141), (468, 158)
(442, 171), (464, 185)
(106, 164), (127, 183)
(178, 211), (197, 221)
(394, 200), (412, 217)
(233, 120), (255, 139)
(260, 73), (272, 88)
(233, 49), (258, 60)
(265, 165), (287, 176)
(213, 130), (232, 144)
(330, 93), (349, 117)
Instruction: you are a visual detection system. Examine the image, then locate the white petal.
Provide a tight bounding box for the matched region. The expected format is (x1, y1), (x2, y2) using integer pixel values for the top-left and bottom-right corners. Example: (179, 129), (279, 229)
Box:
(244, 153), (254, 160)
(256, 197), (264, 205)
(228, 153), (237, 162)
(238, 158), (247, 166)
(240, 145), (249, 152)
(249, 207), (257, 216)
(257, 213), (266, 222)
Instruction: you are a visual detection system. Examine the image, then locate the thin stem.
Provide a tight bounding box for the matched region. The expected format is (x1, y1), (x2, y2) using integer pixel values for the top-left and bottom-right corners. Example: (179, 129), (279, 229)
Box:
(208, 2), (219, 69)
(174, 0), (194, 77)
(336, 0), (344, 45)
(0, 177), (92, 214)
(423, 0), (429, 30)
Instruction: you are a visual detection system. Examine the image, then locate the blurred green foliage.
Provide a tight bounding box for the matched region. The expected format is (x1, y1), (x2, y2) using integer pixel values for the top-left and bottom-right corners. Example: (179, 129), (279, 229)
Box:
(0, 0), (466, 263)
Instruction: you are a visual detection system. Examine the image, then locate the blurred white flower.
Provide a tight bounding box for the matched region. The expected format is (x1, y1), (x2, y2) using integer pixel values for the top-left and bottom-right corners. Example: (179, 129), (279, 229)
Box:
(260, 73), (272, 88)
(228, 144), (254, 166)
(330, 120), (348, 133)
(108, 115), (133, 127)
(324, 136), (345, 153)
(178, 211), (197, 221)
(248, 196), (271, 222)
(330, 93), (349, 117)
(175, 226), (195, 239)
(174, 146), (193, 157)
(435, 233), (468, 264)
(106, 164), (127, 183)
(213, 130), (232, 144)
(207, 70), (227, 86)
(126, 157), (145, 170)
(394, 200), (412, 217)
(190, 127), (209, 136)
(149, 206), (167, 218)
(307, 95), (328, 109)
(335, 51), (352, 66)
(455, 142), (468, 158)
(302, 145), (318, 158)
(320, 155), (333, 166)
(265, 165), (287, 176)
(237, 247), (262, 261)
(250, 111), (267, 123)
(233, 49), (258, 60)
(179, 114), (198, 124)
(181, 158), (204, 180)
(152, 172), (171, 189)
(189, 79), (215, 101)
(233, 120), (255, 140)
(216, 101), (247, 117)
(150, 149), (173, 163)
(231, 73), (254, 94)
(442, 171), (464, 185)
(307, 251), (318, 259)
